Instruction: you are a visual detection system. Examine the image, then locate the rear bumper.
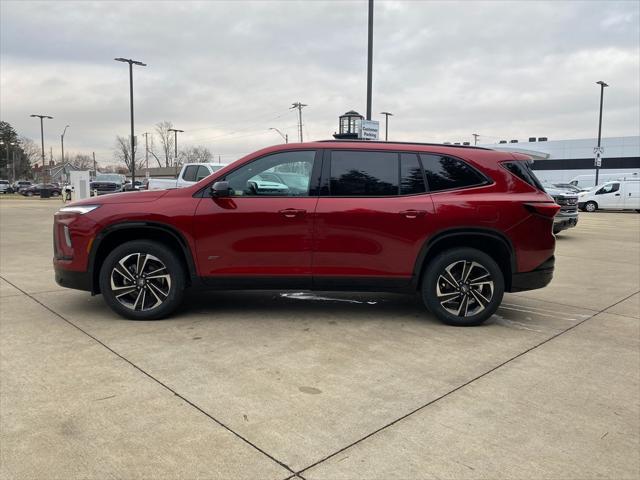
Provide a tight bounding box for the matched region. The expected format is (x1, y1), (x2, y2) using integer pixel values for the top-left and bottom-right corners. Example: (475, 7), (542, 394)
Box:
(553, 213), (578, 232)
(510, 256), (554, 292)
(54, 265), (93, 292)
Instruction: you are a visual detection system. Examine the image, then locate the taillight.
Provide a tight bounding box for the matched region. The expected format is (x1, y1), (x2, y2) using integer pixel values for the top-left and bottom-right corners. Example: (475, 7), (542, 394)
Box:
(524, 202), (561, 218)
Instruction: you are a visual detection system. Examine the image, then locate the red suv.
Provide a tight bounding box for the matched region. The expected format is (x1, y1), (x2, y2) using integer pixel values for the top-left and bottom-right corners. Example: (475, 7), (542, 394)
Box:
(54, 141), (558, 326)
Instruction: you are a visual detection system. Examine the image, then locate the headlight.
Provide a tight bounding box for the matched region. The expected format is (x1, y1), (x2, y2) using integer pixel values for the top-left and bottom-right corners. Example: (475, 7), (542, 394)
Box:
(58, 205), (100, 214)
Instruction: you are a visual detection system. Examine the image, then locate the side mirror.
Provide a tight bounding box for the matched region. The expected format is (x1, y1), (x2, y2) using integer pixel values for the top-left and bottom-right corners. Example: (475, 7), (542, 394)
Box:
(211, 181), (232, 197)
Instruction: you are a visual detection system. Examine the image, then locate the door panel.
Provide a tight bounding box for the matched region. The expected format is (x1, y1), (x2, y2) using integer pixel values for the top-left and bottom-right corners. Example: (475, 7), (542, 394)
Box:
(312, 196), (435, 281)
(193, 197), (318, 277)
(623, 182), (640, 209)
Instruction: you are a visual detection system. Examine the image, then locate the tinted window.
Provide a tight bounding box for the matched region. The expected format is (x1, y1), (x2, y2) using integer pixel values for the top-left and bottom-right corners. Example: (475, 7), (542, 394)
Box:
(596, 183), (620, 195)
(182, 165), (198, 182)
(400, 153), (426, 195)
(330, 151), (398, 196)
(195, 165), (210, 181)
(502, 161), (544, 191)
(420, 154), (487, 192)
(225, 150), (315, 196)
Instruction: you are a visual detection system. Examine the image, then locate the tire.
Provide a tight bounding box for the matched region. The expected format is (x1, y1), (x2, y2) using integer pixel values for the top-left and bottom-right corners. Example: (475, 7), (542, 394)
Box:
(99, 240), (186, 320)
(585, 201), (597, 212)
(51, 191), (60, 197)
(422, 248), (504, 326)
(26, 191), (33, 197)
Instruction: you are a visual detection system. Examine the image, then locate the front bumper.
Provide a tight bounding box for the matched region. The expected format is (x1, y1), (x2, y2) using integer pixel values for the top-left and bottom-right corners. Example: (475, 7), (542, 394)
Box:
(54, 265), (93, 292)
(510, 256), (555, 292)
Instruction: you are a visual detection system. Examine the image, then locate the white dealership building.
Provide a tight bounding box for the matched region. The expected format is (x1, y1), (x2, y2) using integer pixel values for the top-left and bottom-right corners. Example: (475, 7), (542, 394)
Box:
(480, 136), (639, 187)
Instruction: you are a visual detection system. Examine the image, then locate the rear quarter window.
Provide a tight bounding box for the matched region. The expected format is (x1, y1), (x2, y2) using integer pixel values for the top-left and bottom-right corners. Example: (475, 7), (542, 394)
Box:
(420, 154), (488, 192)
(502, 161), (544, 191)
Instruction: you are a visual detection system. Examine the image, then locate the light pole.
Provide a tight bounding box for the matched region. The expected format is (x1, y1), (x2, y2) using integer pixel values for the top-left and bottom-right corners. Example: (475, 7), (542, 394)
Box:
(168, 128), (184, 174)
(594, 80), (609, 186)
(269, 127), (288, 144)
(380, 112), (392, 141)
(114, 57), (147, 187)
(472, 133), (480, 146)
(61, 125), (70, 163)
(30, 114), (53, 180)
(366, 0), (374, 120)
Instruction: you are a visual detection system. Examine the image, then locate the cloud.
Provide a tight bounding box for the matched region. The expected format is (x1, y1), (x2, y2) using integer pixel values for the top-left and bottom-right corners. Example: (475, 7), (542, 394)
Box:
(1, 0), (638, 165)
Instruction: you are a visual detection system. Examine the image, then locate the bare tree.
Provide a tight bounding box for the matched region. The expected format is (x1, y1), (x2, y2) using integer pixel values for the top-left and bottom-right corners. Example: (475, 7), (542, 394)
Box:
(20, 137), (41, 167)
(113, 135), (144, 173)
(71, 154), (93, 170)
(155, 121), (174, 167)
(178, 145), (213, 164)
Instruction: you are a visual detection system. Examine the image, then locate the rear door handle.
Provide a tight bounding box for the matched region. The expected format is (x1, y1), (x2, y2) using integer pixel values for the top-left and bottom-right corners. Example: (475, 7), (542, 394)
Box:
(279, 208), (306, 218)
(399, 209), (427, 219)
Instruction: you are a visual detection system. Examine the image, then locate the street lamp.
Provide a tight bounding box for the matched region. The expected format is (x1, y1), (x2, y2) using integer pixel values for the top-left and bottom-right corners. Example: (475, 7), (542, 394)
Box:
(30, 114), (53, 180)
(269, 127), (288, 144)
(168, 128), (184, 174)
(114, 57), (147, 186)
(594, 80), (609, 186)
(61, 125), (70, 164)
(380, 111), (393, 141)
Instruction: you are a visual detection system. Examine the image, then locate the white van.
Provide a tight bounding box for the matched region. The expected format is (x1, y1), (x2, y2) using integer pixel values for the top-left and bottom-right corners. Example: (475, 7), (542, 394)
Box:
(578, 180), (640, 212)
(569, 172), (637, 190)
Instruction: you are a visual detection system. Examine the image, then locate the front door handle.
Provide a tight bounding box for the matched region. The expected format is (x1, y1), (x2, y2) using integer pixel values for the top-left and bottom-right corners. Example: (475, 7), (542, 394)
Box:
(615, 193), (621, 196)
(399, 209), (427, 219)
(279, 208), (306, 218)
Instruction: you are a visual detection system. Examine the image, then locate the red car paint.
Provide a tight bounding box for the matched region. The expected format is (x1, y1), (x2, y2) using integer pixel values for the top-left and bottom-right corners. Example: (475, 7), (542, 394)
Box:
(54, 141), (557, 299)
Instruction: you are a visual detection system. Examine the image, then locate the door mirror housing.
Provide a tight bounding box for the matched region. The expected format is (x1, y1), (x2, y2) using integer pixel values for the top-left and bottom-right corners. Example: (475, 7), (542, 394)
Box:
(211, 181), (232, 197)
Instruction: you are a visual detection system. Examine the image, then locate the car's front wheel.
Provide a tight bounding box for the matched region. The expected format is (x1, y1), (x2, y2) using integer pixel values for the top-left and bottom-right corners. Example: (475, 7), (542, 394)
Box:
(99, 240), (185, 320)
(584, 201), (598, 212)
(422, 248), (504, 326)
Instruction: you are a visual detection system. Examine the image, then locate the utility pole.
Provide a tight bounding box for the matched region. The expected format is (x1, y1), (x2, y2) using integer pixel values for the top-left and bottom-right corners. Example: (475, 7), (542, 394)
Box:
(168, 128), (184, 175)
(92, 152), (97, 176)
(366, 0), (374, 120)
(143, 132), (149, 169)
(114, 57), (147, 187)
(30, 114), (53, 180)
(380, 112), (393, 141)
(472, 133), (480, 146)
(61, 125), (70, 164)
(290, 102), (307, 142)
(594, 80), (609, 186)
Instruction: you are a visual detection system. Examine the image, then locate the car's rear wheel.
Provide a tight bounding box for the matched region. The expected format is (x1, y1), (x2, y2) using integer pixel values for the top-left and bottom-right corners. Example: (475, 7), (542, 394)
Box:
(422, 248), (504, 326)
(99, 240), (185, 320)
(585, 201), (597, 212)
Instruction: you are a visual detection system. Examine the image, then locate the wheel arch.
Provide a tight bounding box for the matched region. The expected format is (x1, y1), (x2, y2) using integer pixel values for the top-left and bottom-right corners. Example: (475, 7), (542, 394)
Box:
(89, 222), (197, 294)
(413, 228), (515, 292)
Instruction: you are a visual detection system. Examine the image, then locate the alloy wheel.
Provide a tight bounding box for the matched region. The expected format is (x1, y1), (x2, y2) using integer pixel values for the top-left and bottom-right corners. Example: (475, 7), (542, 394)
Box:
(110, 252), (171, 311)
(436, 260), (494, 317)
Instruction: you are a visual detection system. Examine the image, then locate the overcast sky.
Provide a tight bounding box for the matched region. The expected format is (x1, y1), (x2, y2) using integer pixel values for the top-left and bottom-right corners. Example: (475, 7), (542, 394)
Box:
(1, 0), (639, 165)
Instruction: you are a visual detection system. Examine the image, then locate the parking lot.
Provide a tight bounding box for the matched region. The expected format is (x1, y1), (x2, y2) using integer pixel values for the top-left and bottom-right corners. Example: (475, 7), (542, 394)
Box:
(0, 197), (638, 479)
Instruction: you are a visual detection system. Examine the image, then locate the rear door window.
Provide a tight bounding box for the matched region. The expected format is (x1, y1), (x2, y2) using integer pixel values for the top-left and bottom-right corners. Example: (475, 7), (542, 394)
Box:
(421, 154), (488, 192)
(195, 165), (210, 181)
(182, 165), (198, 182)
(329, 151), (399, 196)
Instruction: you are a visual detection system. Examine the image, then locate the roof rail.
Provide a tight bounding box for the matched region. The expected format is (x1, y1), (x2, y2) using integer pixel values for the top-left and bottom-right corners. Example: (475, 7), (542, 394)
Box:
(316, 139), (491, 150)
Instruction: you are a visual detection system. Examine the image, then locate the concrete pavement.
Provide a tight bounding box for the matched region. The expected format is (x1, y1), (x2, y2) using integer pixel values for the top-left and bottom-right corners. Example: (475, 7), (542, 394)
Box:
(1, 197), (638, 479)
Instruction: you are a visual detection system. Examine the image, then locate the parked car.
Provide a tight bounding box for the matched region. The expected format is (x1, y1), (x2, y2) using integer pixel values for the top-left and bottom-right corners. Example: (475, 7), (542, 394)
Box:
(578, 179), (640, 212)
(544, 186), (579, 233)
(54, 141), (559, 326)
(146, 163), (225, 190)
(13, 180), (32, 193)
(90, 174), (126, 195)
(0, 180), (10, 194)
(21, 183), (62, 197)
